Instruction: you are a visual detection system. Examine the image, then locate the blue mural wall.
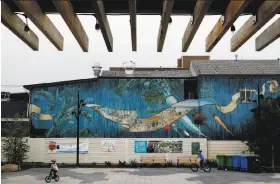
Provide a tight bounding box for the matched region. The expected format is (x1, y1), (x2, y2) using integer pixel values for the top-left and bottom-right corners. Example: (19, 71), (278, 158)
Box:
(198, 76), (280, 140)
(29, 77), (280, 140)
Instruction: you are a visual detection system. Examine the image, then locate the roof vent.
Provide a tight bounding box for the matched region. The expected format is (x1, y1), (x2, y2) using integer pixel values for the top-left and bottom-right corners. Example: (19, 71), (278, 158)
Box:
(123, 61), (135, 75)
(92, 62), (102, 77)
(235, 54), (238, 61)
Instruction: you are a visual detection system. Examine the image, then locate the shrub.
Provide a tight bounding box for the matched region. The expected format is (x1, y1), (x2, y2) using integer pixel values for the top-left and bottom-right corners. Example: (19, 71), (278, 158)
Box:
(118, 160), (126, 167)
(2, 113), (30, 166)
(105, 161), (112, 167)
(129, 159), (137, 167)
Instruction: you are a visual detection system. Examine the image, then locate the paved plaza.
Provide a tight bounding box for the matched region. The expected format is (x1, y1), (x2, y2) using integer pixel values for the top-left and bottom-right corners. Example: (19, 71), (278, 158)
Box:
(2, 168), (280, 184)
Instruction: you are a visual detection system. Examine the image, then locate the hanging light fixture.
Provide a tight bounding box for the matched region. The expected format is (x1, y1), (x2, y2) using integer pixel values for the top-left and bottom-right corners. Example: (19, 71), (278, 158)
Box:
(230, 24), (236, 34)
(24, 14), (30, 33)
(169, 17), (172, 24)
(95, 17), (100, 31)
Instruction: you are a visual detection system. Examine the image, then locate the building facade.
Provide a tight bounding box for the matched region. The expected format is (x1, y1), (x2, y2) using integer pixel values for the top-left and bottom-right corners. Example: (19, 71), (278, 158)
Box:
(1, 92), (30, 137)
(25, 60), (280, 140)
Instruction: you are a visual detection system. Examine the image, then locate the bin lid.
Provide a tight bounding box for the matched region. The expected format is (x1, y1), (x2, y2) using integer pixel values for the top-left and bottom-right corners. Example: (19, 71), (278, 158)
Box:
(225, 154), (233, 157)
(246, 155), (259, 157)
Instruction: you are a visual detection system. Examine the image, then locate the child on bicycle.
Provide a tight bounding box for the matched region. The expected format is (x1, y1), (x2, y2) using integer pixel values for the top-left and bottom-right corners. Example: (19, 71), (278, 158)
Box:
(50, 159), (58, 178)
(196, 150), (205, 169)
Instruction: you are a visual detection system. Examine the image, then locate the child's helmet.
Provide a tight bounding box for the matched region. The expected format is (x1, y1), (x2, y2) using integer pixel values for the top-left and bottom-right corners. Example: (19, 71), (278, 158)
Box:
(51, 159), (56, 162)
(198, 149), (202, 152)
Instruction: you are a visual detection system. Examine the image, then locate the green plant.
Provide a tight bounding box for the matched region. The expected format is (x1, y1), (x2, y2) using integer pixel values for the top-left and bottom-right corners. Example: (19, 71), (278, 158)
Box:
(105, 161), (112, 167)
(129, 159), (137, 167)
(118, 160), (126, 167)
(243, 97), (280, 172)
(2, 113), (30, 168)
(167, 160), (172, 166)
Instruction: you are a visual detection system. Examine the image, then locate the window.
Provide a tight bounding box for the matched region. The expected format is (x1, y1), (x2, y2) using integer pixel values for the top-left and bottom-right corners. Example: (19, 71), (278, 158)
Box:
(184, 80), (198, 100)
(240, 87), (252, 102)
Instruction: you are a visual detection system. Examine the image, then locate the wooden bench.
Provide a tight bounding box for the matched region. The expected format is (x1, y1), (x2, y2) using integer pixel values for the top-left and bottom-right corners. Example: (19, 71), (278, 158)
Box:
(141, 155), (167, 167)
(177, 156), (197, 167)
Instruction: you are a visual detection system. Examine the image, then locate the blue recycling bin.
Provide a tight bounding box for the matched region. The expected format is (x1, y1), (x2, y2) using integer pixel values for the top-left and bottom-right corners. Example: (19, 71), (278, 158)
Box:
(240, 155), (248, 171)
(232, 154), (241, 170)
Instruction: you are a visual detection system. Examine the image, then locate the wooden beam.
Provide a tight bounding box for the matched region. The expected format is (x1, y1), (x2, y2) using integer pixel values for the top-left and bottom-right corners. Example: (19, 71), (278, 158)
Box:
(157, 0), (175, 52)
(1, 1), (39, 51)
(52, 0), (89, 52)
(231, 0), (280, 52)
(94, 0), (113, 52)
(129, 0), (137, 51)
(206, 0), (253, 52)
(13, 0), (63, 51)
(256, 18), (280, 51)
(182, 0), (212, 52)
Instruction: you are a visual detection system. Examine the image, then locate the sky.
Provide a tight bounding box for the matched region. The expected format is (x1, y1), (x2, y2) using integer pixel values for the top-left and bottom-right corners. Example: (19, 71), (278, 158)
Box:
(1, 14), (280, 92)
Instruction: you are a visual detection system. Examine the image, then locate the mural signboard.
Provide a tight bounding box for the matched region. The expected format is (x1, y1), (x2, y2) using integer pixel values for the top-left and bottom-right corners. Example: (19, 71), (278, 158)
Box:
(134, 140), (183, 153)
(101, 140), (116, 152)
(147, 141), (183, 153)
(48, 141), (88, 154)
(135, 141), (148, 153)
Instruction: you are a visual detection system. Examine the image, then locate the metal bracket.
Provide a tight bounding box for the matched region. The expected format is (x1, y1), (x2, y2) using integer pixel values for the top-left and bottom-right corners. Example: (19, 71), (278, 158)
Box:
(221, 15), (225, 25)
(190, 14), (194, 25)
(252, 15), (257, 25)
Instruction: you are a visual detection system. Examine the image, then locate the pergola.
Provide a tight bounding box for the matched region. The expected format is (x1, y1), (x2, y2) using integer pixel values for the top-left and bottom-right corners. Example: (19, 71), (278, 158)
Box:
(1, 0), (280, 52)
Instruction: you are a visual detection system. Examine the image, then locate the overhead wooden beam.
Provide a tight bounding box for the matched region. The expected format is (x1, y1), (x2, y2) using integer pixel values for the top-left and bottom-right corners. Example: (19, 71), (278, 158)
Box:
(93, 0), (113, 52)
(129, 0), (137, 51)
(256, 18), (280, 51)
(206, 0), (253, 52)
(157, 0), (175, 52)
(13, 0), (63, 51)
(52, 0), (89, 52)
(231, 0), (280, 52)
(1, 1), (39, 51)
(182, 0), (212, 52)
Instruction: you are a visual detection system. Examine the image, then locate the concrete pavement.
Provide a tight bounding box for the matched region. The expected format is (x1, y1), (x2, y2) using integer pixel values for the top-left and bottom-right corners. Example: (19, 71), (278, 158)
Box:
(1, 168), (280, 184)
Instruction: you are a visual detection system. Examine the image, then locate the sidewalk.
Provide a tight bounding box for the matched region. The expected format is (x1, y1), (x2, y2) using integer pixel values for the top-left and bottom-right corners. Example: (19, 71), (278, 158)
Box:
(1, 168), (280, 184)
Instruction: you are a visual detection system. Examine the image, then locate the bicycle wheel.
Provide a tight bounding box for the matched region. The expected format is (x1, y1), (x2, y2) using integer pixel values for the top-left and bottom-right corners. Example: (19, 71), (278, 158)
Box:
(55, 175), (60, 182)
(203, 164), (211, 172)
(191, 164), (199, 172)
(45, 176), (51, 183)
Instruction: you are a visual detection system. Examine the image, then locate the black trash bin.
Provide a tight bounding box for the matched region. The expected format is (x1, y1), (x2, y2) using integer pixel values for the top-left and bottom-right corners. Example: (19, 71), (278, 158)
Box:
(247, 155), (261, 173)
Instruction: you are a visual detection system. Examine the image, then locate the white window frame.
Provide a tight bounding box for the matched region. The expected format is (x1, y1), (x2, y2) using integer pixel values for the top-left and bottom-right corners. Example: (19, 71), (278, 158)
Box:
(240, 87), (252, 103)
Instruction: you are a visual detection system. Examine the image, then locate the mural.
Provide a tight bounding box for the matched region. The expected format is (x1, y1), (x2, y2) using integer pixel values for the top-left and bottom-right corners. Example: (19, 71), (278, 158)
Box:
(101, 140), (115, 152)
(48, 141), (88, 154)
(29, 77), (280, 140)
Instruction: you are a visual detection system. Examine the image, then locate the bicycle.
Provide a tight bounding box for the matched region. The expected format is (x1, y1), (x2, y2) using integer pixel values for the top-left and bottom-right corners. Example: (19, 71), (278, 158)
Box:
(45, 170), (60, 183)
(191, 160), (211, 172)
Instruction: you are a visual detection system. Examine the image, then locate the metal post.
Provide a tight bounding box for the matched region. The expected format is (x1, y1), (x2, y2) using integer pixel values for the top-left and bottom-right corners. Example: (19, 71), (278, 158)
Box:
(76, 90), (80, 166)
(257, 84), (261, 116)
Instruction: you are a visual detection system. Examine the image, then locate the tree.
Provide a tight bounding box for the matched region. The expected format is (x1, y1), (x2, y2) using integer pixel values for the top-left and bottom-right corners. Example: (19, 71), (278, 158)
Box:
(243, 97), (280, 172)
(2, 113), (30, 167)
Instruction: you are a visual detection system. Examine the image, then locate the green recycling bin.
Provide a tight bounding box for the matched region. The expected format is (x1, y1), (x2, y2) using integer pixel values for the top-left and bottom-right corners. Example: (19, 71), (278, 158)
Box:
(216, 154), (226, 170)
(225, 155), (233, 170)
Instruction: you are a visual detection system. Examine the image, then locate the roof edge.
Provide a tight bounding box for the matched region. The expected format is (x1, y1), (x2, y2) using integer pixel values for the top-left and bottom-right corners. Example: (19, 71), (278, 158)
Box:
(23, 77), (97, 89)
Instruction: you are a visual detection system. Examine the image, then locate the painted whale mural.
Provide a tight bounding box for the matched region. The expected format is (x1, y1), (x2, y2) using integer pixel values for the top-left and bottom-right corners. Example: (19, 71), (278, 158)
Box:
(29, 79), (280, 139)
